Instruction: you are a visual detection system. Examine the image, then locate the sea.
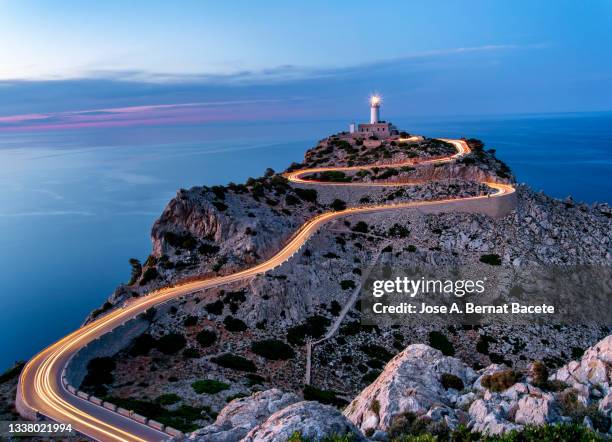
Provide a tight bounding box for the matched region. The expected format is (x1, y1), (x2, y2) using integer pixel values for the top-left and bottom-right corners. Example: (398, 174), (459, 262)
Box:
(0, 111), (610, 371)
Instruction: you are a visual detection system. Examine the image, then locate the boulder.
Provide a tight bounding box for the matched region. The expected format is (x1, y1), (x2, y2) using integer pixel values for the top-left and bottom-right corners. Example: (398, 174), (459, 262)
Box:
(344, 344), (477, 433)
(243, 401), (366, 442)
(189, 389), (299, 442)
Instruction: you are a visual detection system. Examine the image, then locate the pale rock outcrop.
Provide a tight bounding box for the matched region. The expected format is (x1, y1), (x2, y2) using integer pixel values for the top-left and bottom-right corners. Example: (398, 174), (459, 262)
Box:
(243, 401), (366, 442)
(552, 335), (612, 404)
(344, 344), (477, 434)
(189, 389), (299, 442)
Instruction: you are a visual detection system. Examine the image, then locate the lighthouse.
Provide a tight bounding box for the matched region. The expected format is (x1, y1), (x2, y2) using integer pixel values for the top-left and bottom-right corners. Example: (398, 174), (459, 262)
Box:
(370, 95), (381, 124)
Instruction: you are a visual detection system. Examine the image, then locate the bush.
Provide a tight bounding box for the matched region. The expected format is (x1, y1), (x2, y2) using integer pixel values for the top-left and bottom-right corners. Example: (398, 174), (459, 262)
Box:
(294, 188), (318, 203)
(156, 393), (181, 405)
(440, 373), (464, 391)
(362, 370), (382, 384)
(340, 280), (356, 290)
(196, 329), (217, 347)
(481, 369), (520, 392)
(129, 333), (157, 356)
(251, 339), (295, 360)
(192, 379), (230, 394)
(529, 360), (548, 387)
(156, 333), (187, 355)
(139, 267), (159, 285)
(285, 194), (299, 205)
(479, 253), (502, 266)
(428, 331), (455, 356)
(557, 390), (611, 432)
(388, 224), (409, 238)
(183, 347), (200, 359)
(330, 199), (347, 211)
(303, 385), (348, 407)
(211, 353), (257, 372)
(183, 315), (198, 327)
(205, 300), (224, 315)
(287, 315), (331, 345)
(81, 357), (115, 396)
(351, 221), (368, 233)
(360, 344), (393, 361)
(223, 316), (248, 332)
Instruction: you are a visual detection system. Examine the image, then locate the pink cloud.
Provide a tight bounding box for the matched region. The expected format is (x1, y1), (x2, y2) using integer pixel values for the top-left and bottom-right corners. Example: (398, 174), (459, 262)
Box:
(0, 100), (301, 132)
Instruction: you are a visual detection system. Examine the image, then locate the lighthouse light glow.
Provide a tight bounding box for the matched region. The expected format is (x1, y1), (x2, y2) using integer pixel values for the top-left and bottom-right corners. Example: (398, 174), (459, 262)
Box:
(370, 95), (381, 106)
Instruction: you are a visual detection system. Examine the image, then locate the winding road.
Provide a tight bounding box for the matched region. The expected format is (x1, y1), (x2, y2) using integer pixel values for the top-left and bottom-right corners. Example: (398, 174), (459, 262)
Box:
(17, 138), (515, 441)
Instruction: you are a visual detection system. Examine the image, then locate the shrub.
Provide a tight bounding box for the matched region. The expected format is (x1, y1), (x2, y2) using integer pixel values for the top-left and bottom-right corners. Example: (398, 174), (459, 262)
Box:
(330, 199), (347, 211)
(428, 331), (455, 356)
(196, 329), (217, 347)
(303, 385), (348, 407)
(128, 258), (142, 285)
(251, 339), (295, 360)
(139, 267), (159, 285)
(81, 357), (115, 396)
(198, 243), (220, 255)
(362, 370), (382, 384)
(406, 244), (417, 253)
(205, 300), (224, 315)
(223, 316), (248, 332)
(183, 347), (200, 359)
(294, 188), (317, 203)
(192, 379), (230, 394)
(211, 353), (257, 372)
(286, 315), (331, 345)
(529, 360), (548, 387)
(212, 201), (228, 211)
(440, 373), (464, 391)
(285, 194), (299, 205)
(164, 231), (198, 250)
(156, 393), (181, 405)
(129, 333), (157, 356)
(360, 344), (393, 361)
(340, 280), (356, 290)
(329, 300), (342, 316)
(388, 224), (409, 238)
(481, 369), (520, 392)
(479, 253), (502, 266)
(156, 333), (187, 355)
(183, 315), (198, 327)
(351, 221), (368, 233)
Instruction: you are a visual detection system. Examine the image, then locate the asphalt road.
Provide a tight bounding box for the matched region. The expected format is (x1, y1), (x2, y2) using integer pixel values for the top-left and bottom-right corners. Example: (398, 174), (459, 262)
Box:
(18, 138), (514, 441)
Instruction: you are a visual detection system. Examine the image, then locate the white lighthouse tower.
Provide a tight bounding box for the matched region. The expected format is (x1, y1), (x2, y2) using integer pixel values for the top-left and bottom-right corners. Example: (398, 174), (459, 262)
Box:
(370, 95), (381, 124)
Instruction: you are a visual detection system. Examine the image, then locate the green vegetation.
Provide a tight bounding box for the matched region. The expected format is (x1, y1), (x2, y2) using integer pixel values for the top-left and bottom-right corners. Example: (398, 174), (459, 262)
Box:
(212, 201), (228, 211)
(139, 267), (159, 285)
(294, 188), (318, 203)
(92, 301), (114, 318)
(481, 369), (520, 392)
(316, 171), (352, 183)
(287, 315), (331, 345)
(351, 221), (368, 233)
(480, 253), (502, 266)
(183, 347), (200, 358)
(440, 373), (464, 391)
(81, 357), (115, 396)
(360, 344), (393, 362)
(205, 300), (224, 315)
(196, 329), (217, 347)
(362, 369), (382, 384)
(285, 194), (300, 205)
(156, 333), (187, 355)
(128, 258), (142, 285)
(155, 393), (181, 405)
(428, 331), (455, 356)
(340, 279), (356, 290)
(389, 224), (410, 238)
(303, 384), (348, 407)
(164, 231), (198, 250)
(192, 379), (230, 394)
(211, 353), (257, 372)
(251, 339), (295, 360)
(183, 315), (198, 327)
(103, 396), (210, 433)
(198, 243), (220, 255)
(129, 333), (156, 356)
(330, 199), (347, 211)
(223, 315), (248, 332)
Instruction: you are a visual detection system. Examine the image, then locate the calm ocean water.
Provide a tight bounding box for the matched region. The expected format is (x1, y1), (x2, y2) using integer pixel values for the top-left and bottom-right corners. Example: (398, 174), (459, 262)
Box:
(0, 113), (610, 370)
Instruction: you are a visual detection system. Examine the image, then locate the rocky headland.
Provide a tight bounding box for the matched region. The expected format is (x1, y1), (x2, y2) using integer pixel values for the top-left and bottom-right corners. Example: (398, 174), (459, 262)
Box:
(69, 131), (610, 440)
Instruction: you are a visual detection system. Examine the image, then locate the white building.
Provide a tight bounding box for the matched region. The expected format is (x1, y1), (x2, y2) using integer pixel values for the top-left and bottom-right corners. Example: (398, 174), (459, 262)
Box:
(354, 95), (398, 138)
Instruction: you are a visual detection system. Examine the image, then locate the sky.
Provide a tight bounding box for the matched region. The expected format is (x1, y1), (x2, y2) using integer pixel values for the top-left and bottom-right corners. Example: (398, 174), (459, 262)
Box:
(1, 0), (611, 131)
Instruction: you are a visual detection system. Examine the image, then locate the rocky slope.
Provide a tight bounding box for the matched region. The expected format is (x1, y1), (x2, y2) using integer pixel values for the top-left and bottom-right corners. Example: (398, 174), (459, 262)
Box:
(77, 129), (610, 438)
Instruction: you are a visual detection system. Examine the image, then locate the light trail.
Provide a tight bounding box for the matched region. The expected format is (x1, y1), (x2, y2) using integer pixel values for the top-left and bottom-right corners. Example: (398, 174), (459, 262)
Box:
(18, 138), (514, 441)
